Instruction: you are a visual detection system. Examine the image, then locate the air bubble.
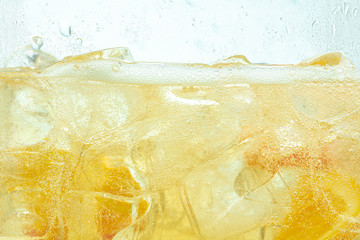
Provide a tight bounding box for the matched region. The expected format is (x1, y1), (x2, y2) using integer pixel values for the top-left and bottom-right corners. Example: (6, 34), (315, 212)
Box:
(59, 22), (72, 37)
(16, 211), (32, 220)
(32, 36), (43, 49)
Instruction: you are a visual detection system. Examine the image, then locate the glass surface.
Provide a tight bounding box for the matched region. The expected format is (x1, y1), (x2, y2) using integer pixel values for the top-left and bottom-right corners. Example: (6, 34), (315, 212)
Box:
(0, 49), (360, 239)
(1, 0), (360, 67)
(1, 0), (360, 239)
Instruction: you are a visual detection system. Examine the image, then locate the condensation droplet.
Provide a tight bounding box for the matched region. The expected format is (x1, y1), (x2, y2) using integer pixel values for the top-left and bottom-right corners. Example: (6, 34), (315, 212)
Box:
(285, 26), (290, 34)
(353, 8), (358, 17)
(59, 22), (72, 37)
(75, 38), (83, 45)
(311, 20), (317, 27)
(95, 23), (103, 32)
(333, 5), (341, 15)
(25, 49), (36, 61)
(32, 36), (43, 49)
(342, 2), (350, 16)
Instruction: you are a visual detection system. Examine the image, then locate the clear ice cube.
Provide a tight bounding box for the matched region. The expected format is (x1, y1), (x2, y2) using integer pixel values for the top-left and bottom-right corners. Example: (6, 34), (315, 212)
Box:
(1, 49), (360, 239)
(181, 142), (301, 239)
(0, 84), (52, 148)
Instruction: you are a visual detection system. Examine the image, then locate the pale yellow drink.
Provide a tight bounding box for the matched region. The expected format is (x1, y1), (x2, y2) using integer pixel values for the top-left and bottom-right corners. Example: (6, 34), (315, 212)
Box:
(0, 49), (360, 239)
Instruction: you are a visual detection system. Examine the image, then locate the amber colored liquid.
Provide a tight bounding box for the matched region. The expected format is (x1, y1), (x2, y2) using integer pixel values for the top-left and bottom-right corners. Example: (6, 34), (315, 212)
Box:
(1, 50), (360, 239)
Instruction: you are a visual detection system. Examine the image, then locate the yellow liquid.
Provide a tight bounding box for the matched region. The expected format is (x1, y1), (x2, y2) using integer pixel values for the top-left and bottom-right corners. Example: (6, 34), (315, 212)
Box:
(0, 49), (360, 239)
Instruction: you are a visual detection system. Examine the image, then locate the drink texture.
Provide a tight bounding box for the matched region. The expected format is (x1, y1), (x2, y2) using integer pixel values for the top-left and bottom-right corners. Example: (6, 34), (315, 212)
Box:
(0, 49), (360, 239)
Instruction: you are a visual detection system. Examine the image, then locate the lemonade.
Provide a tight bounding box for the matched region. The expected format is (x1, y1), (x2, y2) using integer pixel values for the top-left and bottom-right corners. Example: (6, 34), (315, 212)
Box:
(0, 48), (360, 239)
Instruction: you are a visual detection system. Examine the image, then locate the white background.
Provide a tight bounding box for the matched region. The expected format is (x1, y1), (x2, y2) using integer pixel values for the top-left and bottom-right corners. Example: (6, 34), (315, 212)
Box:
(1, 0), (360, 68)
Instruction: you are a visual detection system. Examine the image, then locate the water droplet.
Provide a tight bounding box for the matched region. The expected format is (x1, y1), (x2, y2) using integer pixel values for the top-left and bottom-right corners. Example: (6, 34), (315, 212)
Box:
(333, 5), (341, 15)
(32, 36), (43, 49)
(112, 64), (120, 72)
(59, 22), (72, 37)
(311, 20), (317, 27)
(95, 23), (103, 32)
(342, 2), (350, 16)
(25, 49), (37, 61)
(353, 8), (358, 17)
(285, 26), (290, 34)
(75, 38), (82, 45)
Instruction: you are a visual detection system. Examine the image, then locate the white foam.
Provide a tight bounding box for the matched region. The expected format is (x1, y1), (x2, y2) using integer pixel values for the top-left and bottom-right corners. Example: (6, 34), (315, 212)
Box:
(40, 59), (360, 85)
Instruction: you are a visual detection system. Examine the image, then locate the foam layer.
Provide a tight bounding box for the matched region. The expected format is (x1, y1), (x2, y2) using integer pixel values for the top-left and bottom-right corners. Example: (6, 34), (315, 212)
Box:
(1, 49), (358, 85)
(39, 61), (359, 85)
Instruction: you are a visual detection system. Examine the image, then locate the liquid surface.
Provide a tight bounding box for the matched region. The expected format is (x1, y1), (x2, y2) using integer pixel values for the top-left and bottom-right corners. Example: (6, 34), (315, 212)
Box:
(0, 48), (360, 239)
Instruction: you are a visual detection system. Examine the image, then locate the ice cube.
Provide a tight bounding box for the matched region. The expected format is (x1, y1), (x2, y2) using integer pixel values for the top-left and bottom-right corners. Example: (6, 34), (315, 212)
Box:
(2, 49), (360, 239)
(5, 45), (57, 69)
(46, 81), (147, 148)
(61, 47), (133, 62)
(127, 84), (258, 190)
(181, 148), (266, 239)
(0, 84), (52, 148)
(289, 82), (360, 123)
(0, 177), (48, 238)
(61, 191), (151, 239)
(181, 143), (300, 239)
(213, 55), (250, 66)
